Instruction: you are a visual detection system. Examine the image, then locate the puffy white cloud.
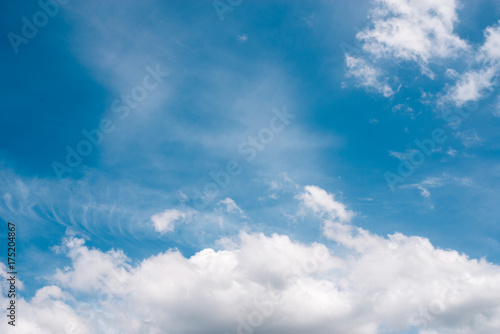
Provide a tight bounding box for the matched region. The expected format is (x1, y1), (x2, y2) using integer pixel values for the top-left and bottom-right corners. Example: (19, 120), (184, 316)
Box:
(296, 185), (355, 223)
(442, 67), (497, 106)
(0, 283), (93, 334)
(151, 208), (191, 234)
(479, 23), (500, 62)
(441, 22), (500, 107)
(344, 0), (500, 108)
(5, 229), (500, 334)
(322, 221), (500, 333)
(2, 186), (500, 334)
(357, 0), (467, 70)
(51, 236), (131, 293)
(345, 55), (395, 97)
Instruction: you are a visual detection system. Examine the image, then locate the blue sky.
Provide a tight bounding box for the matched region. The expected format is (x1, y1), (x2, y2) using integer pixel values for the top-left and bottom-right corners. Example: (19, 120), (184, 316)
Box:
(1, 1), (500, 333)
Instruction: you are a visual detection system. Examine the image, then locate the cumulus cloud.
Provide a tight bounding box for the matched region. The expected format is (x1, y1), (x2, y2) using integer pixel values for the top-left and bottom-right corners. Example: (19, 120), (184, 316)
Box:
(0, 281), (93, 334)
(296, 185), (355, 223)
(479, 23), (500, 62)
(441, 22), (500, 107)
(442, 67), (497, 106)
(344, 0), (500, 108)
(344, 0), (467, 95)
(357, 0), (467, 74)
(2, 186), (500, 334)
(151, 208), (192, 234)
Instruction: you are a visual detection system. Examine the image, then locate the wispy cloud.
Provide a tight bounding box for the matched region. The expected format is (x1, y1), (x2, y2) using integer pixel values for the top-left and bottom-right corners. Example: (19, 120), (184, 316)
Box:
(345, 55), (395, 97)
(402, 175), (473, 198)
(455, 129), (484, 147)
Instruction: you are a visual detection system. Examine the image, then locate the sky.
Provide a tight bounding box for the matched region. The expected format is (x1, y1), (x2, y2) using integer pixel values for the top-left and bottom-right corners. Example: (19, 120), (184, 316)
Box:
(1, 0), (500, 333)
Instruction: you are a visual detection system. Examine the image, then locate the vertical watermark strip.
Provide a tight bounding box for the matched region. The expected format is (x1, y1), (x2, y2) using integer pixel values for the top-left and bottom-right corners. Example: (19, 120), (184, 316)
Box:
(6, 222), (17, 327)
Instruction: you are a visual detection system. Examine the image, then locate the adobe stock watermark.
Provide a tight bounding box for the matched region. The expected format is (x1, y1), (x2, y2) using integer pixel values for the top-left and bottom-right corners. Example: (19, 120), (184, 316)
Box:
(7, 0), (71, 54)
(191, 107), (295, 209)
(213, 0), (243, 21)
(51, 64), (169, 180)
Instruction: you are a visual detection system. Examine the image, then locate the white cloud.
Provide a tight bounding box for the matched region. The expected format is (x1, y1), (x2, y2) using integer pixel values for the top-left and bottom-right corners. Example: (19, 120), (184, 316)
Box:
(345, 1), (500, 107)
(321, 221), (500, 333)
(442, 67), (497, 106)
(441, 22), (500, 106)
(3, 210), (500, 334)
(217, 197), (245, 216)
(357, 0), (467, 68)
(455, 129), (484, 147)
(2, 186), (499, 334)
(237, 34), (248, 42)
(389, 149), (422, 161)
(178, 191), (189, 202)
(446, 147), (458, 157)
(345, 55), (395, 97)
(302, 12), (315, 27)
(0, 282), (93, 334)
(51, 236), (131, 293)
(402, 175), (473, 198)
(419, 186), (432, 198)
(151, 208), (191, 234)
(267, 173), (300, 193)
(296, 185), (355, 223)
(479, 23), (500, 62)
(445, 68), (459, 79)
(393, 103), (419, 118)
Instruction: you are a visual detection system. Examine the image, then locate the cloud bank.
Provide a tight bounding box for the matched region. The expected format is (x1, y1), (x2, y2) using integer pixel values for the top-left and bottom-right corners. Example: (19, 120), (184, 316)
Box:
(2, 186), (500, 334)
